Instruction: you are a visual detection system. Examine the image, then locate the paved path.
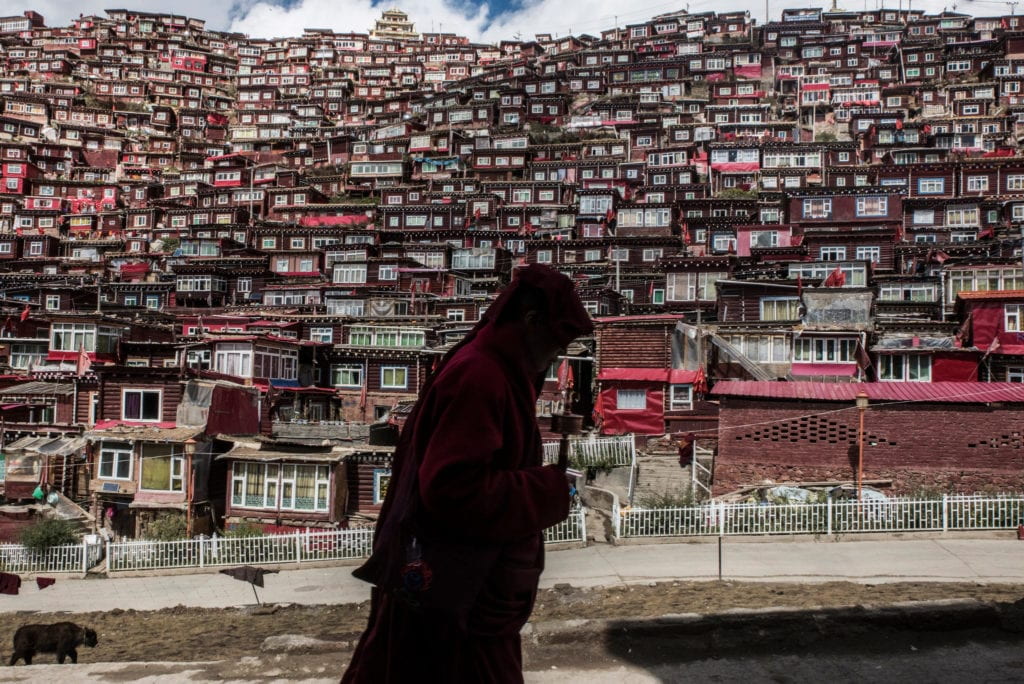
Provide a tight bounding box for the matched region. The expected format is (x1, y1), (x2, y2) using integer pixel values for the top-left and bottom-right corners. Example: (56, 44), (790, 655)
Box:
(3, 537), (1024, 614)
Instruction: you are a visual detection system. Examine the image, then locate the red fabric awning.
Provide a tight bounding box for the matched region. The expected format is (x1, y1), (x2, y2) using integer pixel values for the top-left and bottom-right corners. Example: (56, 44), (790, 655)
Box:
(790, 363), (858, 377)
(598, 367), (704, 386)
(710, 162), (760, 172)
(599, 368), (667, 382)
(299, 215), (369, 226)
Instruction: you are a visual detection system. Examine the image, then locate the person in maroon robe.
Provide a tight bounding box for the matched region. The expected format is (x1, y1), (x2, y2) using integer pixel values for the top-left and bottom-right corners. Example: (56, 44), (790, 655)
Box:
(342, 264), (594, 683)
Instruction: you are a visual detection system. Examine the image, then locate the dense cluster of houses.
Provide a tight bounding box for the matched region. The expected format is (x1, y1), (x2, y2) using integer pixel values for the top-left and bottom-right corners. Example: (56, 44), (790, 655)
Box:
(2, 5), (1024, 539)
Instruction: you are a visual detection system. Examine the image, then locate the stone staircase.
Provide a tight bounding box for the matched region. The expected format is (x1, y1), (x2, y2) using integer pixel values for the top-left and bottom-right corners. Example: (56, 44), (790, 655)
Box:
(633, 452), (695, 505)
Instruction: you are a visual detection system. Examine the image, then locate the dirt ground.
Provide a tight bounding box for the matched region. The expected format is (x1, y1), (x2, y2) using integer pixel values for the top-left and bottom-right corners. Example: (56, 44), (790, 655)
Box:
(3, 580), (1024, 666)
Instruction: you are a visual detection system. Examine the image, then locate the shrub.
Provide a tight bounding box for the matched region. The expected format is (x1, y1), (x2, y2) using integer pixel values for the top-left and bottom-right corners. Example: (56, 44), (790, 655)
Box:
(20, 518), (79, 553)
(224, 522), (265, 538)
(143, 513), (187, 541)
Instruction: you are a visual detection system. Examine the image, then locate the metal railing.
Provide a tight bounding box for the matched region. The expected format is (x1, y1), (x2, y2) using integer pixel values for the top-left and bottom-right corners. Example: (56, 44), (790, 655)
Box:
(542, 434), (636, 468)
(543, 507), (587, 545)
(107, 514), (585, 572)
(107, 528), (375, 572)
(0, 540), (100, 574)
(616, 495), (1024, 538)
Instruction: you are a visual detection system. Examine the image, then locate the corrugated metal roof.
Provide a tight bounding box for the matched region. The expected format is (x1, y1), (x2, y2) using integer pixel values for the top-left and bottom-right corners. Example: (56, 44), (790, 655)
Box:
(0, 381), (75, 396)
(956, 290), (1024, 301)
(710, 381), (1024, 404)
(84, 425), (204, 443)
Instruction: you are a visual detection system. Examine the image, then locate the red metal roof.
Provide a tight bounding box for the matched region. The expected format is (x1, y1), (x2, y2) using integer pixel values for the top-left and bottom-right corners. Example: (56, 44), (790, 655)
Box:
(710, 381), (1024, 404)
(956, 290), (1024, 301)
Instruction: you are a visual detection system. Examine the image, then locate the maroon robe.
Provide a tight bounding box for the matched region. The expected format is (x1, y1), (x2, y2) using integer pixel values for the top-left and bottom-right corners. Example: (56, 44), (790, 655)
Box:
(344, 266), (593, 683)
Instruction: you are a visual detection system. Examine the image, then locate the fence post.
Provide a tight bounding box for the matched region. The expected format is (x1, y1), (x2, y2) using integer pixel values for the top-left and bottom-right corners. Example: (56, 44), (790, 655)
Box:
(81, 539), (88, 576)
(295, 532), (303, 563)
(718, 500), (726, 537)
(826, 497), (833, 536)
(942, 494), (949, 533)
(612, 502), (621, 539)
(199, 537), (205, 569)
(105, 540), (111, 574)
(579, 507), (587, 546)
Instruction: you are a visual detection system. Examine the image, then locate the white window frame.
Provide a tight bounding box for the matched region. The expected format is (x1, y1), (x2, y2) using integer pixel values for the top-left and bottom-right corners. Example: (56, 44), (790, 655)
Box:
(615, 389), (647, 410)
(99, 442), (133, 481)
(381, 366), (409, 390)
(122, 388), (162, 422)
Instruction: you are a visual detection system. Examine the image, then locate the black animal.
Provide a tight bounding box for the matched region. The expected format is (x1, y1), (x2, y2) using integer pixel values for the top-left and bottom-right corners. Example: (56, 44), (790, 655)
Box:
(8, 622), (98, 665)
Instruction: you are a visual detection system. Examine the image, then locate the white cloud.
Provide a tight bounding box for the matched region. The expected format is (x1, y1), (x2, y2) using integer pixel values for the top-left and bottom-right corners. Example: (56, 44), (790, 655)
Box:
(20, 0), (983, 46)
(228, 0), (963, 44)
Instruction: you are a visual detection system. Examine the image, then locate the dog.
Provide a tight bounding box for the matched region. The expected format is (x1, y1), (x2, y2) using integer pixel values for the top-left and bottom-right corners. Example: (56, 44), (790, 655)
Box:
(8, 622), (98, 665)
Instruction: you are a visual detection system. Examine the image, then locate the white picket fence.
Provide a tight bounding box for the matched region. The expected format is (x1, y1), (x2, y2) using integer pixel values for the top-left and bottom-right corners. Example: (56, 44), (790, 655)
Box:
(542, 434), (636, 468)
(544, 507), (587, 544)
(107, 528), (375, 572)
(106, 510), (588, 573)
(616, 495), (1024, 538)
(0, 540), (102, 575)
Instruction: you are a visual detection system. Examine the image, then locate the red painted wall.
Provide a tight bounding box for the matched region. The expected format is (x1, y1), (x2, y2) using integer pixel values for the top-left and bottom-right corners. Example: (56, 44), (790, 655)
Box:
(715, 397), (1024, 495)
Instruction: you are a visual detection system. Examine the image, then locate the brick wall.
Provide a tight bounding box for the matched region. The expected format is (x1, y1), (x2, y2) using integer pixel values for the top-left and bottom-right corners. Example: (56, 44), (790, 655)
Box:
(714, 397), (1024, 495)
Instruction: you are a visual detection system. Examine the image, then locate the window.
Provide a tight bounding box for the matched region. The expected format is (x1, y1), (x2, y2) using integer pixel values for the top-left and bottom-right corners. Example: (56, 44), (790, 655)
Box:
(855, 246), (881, 263)
(616, 389), (647, 410)
(373, 468), (391, 505)
(536, 250), (553, 264)
(665, 272), (725, 301)
(1007, 175), (1024, 191)
(331, 364), (363, 388)
(967, 176), (989, 192)
(946, 206), (979, 227)
(793, 337), (857, 363)
(1007, 304), (1024, 332)
(381, 366), (408, 389)
(879, 354), (931, 382)
(855, 196), (887, 217)
(802, 198), (832, 219)
(750, 231), (779, 248)
(913, 210), (935, 225)
(669, 384), (693, 411)
(334, 263), (367, 284)
(123, 389), (161, 422)
(819, 247), (847, 261)
(309, 327), (333, 343)
(231, 462), (330, 512)
(1007, 367), (1024, 383)
(214, 342), (253, 377)
(918, 178), (945, 194)
(140, 444), (184, 492)
(45, 295), (60, 310)
(99, 442), (133, 480)
(760, 297), (801, 321)
(378, 265), (398, 281)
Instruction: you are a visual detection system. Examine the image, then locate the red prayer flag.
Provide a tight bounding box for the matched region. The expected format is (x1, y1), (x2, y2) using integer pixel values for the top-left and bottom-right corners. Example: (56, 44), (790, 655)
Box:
(359, 374), (368, 410)
(985, 336), (1002, 358)
(76, 343), (92, 378)
(823, 266), (846, 287)
(556, 359), (574, 391)
(20, 304), (30, 322)
(474, 208), (482, 220)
